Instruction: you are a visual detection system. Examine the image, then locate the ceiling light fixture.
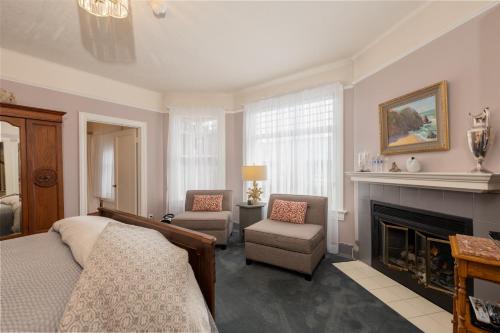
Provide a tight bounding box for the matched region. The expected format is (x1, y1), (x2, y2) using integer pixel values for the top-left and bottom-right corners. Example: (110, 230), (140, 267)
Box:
(78, 0), (129, 19)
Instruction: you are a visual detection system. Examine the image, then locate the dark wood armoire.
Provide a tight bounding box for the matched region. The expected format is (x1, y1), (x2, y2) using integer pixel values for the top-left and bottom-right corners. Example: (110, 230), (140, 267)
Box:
(0, 103), (65, 239)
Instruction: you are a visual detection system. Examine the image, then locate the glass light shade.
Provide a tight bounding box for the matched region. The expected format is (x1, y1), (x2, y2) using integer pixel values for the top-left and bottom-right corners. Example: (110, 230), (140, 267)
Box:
(78, 0), (128, 19)
(242, 165), (267, 181)
(108, 0), (128, 19)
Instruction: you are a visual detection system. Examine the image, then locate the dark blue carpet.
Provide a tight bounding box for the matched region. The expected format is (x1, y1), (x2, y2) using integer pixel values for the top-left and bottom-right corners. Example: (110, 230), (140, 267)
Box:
(214, 233), (421, 333)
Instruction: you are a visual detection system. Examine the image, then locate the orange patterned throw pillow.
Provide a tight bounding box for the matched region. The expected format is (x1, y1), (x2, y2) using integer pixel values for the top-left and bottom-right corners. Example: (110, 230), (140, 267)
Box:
(270, 199), (308, 224)
(192, 194), (223, 212)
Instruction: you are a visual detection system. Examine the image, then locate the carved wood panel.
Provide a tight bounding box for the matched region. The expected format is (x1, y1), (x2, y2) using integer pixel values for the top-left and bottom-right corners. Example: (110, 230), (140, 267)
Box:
(27, 119), (64, 233)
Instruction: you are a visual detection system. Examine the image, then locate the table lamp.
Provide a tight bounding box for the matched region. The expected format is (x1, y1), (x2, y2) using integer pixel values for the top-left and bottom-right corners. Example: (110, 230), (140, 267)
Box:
(242, 165), (267, 205)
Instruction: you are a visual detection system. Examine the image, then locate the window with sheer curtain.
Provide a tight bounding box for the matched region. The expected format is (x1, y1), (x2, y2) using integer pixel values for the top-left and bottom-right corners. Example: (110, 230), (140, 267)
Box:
(244, 83), (344, 253)
(167, 107), (225, 214)
(92, 133), (115, 201)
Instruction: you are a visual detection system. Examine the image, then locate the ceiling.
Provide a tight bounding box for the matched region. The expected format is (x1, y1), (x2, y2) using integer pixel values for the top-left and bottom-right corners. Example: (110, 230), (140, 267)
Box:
(0, 1), (422, 93)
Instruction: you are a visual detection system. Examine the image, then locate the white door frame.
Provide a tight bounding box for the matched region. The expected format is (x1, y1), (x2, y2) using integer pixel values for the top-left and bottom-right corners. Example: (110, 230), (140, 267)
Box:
(79, 112), (148, 217)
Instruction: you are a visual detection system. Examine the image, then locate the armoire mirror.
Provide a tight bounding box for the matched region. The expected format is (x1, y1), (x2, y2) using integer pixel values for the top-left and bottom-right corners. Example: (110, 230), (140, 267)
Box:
(0, 120), (22, 237)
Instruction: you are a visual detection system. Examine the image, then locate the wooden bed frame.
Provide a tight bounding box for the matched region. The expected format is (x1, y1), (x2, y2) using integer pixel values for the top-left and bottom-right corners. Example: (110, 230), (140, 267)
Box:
(96, 208), (216, 316)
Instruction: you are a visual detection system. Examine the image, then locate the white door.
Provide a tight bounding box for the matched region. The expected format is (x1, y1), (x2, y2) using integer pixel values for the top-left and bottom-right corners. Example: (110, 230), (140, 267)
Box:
(114, 128), (138, 214)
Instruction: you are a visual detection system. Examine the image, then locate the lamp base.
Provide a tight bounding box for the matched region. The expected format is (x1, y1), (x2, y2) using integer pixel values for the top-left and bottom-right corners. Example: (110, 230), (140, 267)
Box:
(247, 180), (263, 205)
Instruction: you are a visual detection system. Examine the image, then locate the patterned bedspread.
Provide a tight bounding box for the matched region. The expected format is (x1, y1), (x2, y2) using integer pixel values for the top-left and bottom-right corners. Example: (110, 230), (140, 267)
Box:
(59, 221), (212, 332)
(1, 222), (216, 332)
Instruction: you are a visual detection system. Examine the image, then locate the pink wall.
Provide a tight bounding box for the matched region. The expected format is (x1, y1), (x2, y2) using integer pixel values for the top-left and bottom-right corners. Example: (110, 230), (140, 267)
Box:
(353, 7), (500, 173)
(0, 79), (167, 219)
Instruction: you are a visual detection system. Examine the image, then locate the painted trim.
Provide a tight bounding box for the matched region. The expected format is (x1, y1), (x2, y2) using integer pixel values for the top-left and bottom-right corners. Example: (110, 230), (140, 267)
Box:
(79, 112), (148, 217)
(351, 2), (431, 61)
(337, 209), (347, 221)
(236, 58), (353, 96)
(352, 2), (499, 84)
(346, 172), (500, 193)
(1, 73), (164, 113)
(1, 48), (164, 113)
(225, 108), (244, 114)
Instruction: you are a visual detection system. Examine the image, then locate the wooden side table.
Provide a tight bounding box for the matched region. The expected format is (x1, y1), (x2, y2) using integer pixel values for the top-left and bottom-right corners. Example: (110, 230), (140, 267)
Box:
(450, 235), (500, 333)
(236, 202), (265, 241)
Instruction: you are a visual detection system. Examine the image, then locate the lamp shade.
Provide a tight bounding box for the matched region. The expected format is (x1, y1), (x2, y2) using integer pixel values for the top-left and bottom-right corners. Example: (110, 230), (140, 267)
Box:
(242, 165), (267, 181)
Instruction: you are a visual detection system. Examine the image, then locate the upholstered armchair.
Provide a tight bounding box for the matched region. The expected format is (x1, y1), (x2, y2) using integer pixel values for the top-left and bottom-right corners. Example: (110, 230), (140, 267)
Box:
(244, 194), (328, 280)
(171, 190), (233, 248)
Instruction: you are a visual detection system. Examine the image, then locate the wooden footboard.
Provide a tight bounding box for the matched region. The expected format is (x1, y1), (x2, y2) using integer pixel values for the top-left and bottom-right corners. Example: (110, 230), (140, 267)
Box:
(96, 208), (216, 316)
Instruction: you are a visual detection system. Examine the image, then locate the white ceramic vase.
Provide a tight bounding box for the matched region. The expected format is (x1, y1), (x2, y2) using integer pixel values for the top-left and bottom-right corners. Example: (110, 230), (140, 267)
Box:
(406, 157), (422, 172)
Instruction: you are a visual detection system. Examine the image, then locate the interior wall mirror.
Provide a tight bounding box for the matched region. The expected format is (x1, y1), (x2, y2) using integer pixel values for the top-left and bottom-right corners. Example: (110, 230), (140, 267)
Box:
(0, 120), (22, 237)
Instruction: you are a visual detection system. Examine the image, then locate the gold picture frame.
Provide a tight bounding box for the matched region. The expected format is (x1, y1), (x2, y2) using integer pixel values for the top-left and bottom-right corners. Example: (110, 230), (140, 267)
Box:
(379, 81), (449, 155)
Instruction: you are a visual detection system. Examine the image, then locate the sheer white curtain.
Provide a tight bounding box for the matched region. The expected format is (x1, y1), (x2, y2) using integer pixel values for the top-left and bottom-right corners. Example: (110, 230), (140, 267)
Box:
(167, 107), (225, 214)
(92, 133), (115, 201)
(244, 83), (344, 253)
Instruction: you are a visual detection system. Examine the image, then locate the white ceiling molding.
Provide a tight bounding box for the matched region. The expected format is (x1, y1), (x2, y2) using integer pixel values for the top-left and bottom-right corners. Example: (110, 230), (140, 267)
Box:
(0, 48), (164, 113)
(351, 1), (498, 84)
(236, 58), (353, 95)
(234, 58), (353, 107)
(163, 92), (235, 111)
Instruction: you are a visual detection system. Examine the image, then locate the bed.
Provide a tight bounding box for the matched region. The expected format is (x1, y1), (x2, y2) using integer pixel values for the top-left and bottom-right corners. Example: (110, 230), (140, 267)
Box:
(0, 207), (217, 332)
(0, 194), (21, 236)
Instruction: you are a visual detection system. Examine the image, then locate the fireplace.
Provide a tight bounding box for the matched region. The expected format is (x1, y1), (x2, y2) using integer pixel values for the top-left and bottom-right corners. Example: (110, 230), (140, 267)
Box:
(371, 201), (473, 311)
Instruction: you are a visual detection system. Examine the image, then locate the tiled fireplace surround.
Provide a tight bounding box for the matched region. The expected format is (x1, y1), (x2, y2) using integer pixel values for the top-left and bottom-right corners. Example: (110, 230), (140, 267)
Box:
(356, 183), (500, 301)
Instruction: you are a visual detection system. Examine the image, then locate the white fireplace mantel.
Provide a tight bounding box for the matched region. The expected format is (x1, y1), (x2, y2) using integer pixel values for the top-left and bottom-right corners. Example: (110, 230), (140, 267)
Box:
(346, 171), (500, 193)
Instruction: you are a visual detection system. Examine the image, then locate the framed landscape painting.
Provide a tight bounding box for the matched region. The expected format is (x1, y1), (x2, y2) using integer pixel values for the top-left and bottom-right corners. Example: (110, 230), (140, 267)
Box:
(379, 81), (449, 155)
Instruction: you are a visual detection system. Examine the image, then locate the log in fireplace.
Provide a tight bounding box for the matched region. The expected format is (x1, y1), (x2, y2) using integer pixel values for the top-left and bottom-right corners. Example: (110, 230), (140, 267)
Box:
(371, 201), (473, 312)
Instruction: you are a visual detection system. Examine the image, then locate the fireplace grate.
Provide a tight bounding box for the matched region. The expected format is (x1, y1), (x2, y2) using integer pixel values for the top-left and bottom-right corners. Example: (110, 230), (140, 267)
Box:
(371, 201), (473, 312)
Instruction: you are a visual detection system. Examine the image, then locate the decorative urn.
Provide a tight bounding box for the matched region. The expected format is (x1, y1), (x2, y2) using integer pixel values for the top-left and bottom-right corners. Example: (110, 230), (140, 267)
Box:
(467, 107), (492, 173)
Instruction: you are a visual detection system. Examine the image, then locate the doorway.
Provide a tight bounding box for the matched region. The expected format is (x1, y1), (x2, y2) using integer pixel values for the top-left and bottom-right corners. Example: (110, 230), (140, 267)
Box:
(79, 113), (147, 217)
(87, 122), (138, 214)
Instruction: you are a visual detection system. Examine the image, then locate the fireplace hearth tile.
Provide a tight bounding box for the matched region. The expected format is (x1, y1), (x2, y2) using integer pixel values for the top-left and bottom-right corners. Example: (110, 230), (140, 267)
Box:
(429, 311), (453, 328)
(473, 193), (500, 222)
(408, 313), (452, 333)
(474, 219), (499, 238)
(400, 187), (419, 208)
(333, 261), (383, 280)
(370, 184), (384, 201)
(333, 260), (452, 332)
(417, 189), (444, 212)
(356, 274), (398, 290)
(442, 191), (473, 218)
(388, 297), (443, 318)
(383, 185), (400, 204)
(370, 285), (419, 303)
(358, 183), (370, 200)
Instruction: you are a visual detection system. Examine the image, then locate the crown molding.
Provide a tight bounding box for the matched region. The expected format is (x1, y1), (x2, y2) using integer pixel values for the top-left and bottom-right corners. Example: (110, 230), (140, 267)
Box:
(0, 48), (165, 113)
(235, 58), (353, 96)
(351, 1), (499, 84)
(351, 2), (431, 61)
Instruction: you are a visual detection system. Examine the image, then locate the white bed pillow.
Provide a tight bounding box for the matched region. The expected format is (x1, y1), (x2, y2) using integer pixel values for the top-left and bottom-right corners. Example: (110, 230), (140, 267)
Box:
(52, 216), (114, 268)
